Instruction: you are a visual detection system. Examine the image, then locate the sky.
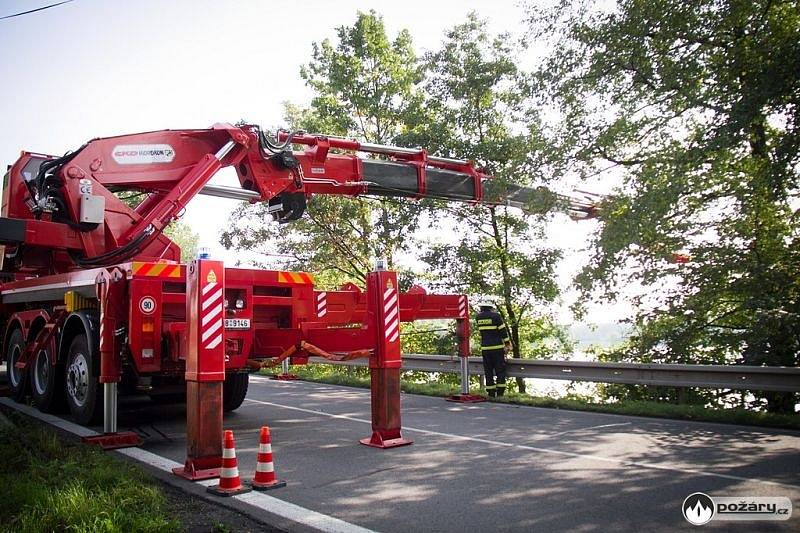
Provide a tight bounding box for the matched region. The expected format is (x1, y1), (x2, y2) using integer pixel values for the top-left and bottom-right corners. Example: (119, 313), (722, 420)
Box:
(0, 0), (632, 328)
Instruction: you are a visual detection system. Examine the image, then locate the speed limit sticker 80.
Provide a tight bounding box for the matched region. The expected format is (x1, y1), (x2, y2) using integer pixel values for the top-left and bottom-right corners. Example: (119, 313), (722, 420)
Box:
(139, 296), (156, 314)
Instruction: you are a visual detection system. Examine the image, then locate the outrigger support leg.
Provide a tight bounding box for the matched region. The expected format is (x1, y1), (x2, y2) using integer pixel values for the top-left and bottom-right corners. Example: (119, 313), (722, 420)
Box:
(83, 269), (143, 450)
(173, 260), (226, 480)
(360, 267), (412, 449)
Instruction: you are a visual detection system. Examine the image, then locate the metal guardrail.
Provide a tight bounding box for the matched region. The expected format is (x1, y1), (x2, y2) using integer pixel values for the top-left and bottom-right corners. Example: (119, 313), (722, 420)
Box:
(307, 355), (800, 392)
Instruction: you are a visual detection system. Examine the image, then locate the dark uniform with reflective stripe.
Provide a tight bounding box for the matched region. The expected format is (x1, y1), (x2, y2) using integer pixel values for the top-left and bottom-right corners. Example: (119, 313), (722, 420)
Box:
(476, 306), (510, 397)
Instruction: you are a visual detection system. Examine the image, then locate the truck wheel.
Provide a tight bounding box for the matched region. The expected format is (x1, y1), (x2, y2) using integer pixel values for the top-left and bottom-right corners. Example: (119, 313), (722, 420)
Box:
(6, 329), (28, 402)
(223, 372), (249, 411)
(31, 344), (65, 413)
(64, 334), (101, 425)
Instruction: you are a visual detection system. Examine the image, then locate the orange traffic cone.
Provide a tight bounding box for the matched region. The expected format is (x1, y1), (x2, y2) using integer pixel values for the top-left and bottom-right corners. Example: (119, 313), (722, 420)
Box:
(207, 430), (251, 496)
(249, 426), (286, 490)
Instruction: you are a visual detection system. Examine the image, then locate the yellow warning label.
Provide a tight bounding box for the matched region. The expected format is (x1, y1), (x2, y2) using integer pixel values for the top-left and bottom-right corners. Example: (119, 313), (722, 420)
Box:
(386, 279), (394, 289)
(207, 270), (217, 283)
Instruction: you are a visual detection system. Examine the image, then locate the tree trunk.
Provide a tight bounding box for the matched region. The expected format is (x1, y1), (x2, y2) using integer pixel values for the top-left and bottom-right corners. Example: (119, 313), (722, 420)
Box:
(676, 387), (686, 405)
(765, 392), (796, 414)
(488, 208), (526, 395)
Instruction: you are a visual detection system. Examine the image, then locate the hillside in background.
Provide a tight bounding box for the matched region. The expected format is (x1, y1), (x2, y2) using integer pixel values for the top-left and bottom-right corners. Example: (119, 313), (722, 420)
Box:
(569, 322), (630, 350)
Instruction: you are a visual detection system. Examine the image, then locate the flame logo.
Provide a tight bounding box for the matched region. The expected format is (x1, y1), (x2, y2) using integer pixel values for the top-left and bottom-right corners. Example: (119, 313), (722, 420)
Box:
(685, 501), (713, 525)
(683, 493), (715, 525)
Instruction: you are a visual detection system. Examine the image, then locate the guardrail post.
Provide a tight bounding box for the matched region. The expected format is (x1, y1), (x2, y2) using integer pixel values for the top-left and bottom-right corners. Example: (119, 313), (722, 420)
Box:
(174, 259), (225, 480)
(446, 301), (485, 403)
(360, 267), (412, 448)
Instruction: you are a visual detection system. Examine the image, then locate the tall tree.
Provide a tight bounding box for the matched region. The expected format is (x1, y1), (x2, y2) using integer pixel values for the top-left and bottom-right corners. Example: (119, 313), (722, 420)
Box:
(163, 221), (199, 263)
(221, 11), (424, 287)
(410, 14), (571, 392)
(532, 0), (800, 411)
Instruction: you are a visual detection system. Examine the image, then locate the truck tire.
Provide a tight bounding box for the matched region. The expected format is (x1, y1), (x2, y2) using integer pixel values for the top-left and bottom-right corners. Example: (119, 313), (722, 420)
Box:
(223, 372), (248, 412)
(64, 334), (101, 425)
(6, 329), (28, 402)
(31, 343), (65, 413)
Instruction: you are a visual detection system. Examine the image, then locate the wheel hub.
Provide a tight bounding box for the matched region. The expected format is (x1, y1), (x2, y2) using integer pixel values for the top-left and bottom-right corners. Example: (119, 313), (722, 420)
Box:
(8, 345), (21, 387)
(66, 352), (89, 407)
(33, 349), (50, 395)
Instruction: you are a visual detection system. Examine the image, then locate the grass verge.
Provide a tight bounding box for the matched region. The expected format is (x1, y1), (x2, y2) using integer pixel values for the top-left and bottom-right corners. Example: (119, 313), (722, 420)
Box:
(261, 365), (800, 430)
(0, 408), (180, 533)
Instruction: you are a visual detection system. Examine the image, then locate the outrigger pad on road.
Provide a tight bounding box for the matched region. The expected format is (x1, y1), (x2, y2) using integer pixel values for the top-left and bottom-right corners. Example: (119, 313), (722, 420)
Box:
(270, 374), (299, 381)
(172, 456), (223, 481)
(360, 431), (413, 449)
(445, 393), (487, 403)
(82, 431), (143, 450)
(172, 466), (221, 481)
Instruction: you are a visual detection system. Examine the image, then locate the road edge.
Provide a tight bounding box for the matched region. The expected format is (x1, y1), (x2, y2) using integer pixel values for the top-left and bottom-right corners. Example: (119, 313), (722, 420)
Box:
(0, 397), (375, 533)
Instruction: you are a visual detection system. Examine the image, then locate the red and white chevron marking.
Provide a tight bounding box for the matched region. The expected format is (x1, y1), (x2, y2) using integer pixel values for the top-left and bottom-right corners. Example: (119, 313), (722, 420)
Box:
(384, 286), (399, 343)
(458, 296), (467, 318)
(317, 292), (327, 318)
(201, 281), (223, 350)
(97, 277), (110, 354)
(99, 317), (107, 354)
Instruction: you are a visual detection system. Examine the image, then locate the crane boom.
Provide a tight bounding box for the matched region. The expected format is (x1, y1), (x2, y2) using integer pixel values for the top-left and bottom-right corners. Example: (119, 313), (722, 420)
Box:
(275, 131), (601, 221)
(0, 122), (601, 439)
(0, 123), (601, 276)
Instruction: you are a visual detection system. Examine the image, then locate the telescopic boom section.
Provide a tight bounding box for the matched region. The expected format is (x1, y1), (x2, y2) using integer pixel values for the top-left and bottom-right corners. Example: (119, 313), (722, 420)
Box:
(0, 124), (600, 275)
(275, 131), (602, 222)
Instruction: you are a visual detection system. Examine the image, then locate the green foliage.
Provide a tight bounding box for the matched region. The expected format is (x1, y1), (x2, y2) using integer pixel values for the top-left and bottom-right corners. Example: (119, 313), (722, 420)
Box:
(223, 12), (572, 378)
(163, 221), (199, 263)
(532, 0), (800, 412)
(221, 194), (376, 287)
(408, 14), (572, 375)
(222, 10), (425, 283)
(113, 191), (198, 263)
(400, 321), (459, 355)
(300, 10), (422, 144)
(0, 412), (179, 532)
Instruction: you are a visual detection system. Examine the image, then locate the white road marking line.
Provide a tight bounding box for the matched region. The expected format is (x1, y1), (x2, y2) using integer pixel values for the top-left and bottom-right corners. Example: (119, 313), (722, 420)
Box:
(118, 446), (183, 472)
(242, 397), (799, 490)
(0, 397), (376, 533)
(237, 491), (375, 533)
(544, 422), (631, 438)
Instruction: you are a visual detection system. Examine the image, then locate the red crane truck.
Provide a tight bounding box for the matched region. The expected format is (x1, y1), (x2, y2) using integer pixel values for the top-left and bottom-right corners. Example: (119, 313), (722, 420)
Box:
(0, 123), (599, 468)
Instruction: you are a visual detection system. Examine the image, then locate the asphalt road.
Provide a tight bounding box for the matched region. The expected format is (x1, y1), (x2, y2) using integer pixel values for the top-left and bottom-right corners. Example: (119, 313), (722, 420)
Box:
(91, 375), (799, 532)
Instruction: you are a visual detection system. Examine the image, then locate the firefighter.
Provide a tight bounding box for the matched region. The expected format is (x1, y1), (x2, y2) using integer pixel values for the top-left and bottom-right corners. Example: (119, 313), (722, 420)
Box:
(475, 301), (512, 397)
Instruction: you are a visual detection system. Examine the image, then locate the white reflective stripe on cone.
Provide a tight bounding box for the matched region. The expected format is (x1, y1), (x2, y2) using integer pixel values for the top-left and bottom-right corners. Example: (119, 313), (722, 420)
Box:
(256, 462), (275, 473)
(259, 443), (272, 453)
(222, 448), (236, 459)
(221, 467), (239, 478)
